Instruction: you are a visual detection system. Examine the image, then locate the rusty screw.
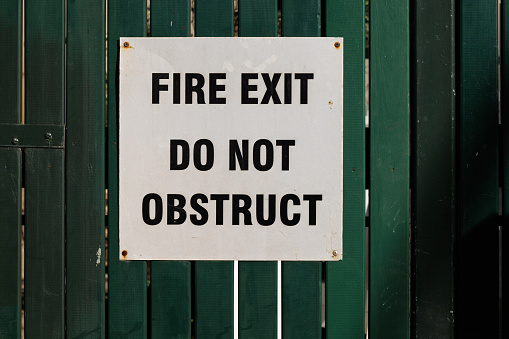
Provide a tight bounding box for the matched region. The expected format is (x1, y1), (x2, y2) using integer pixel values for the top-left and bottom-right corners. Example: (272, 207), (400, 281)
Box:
(332, 250), (338, 257)
(334, 42), (340, 48)
(45, 132), (52, 140)
(11, 137), (18, 145)
(122, 250), (128, 257)
(123, 41), (130, 48)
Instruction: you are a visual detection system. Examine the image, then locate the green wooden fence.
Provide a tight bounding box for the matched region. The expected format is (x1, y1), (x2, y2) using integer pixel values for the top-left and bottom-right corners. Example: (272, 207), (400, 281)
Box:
(0, 0), (503, 338)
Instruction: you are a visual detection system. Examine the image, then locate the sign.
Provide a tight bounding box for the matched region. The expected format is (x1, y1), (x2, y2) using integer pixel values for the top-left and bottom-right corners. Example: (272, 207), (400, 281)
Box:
(119, 37), (343, 261)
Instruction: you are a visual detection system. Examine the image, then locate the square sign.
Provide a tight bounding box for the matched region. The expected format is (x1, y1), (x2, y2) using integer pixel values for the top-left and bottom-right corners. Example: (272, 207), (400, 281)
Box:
(119, 37), (343, 261)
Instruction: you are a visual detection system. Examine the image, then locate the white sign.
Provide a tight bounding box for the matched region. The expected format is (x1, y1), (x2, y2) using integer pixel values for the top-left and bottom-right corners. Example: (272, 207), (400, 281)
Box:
(119, 37), (343, 261)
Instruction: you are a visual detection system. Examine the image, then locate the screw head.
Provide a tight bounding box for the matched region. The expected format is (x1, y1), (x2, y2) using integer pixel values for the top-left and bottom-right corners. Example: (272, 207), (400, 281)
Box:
(11, 137), (18, 145)
(123, 41), (130, 48)
(334, 42), (340, 48)
(332, 250), (338, 257)
(122, 250), (128, 257)
(45, 132), (52, 140)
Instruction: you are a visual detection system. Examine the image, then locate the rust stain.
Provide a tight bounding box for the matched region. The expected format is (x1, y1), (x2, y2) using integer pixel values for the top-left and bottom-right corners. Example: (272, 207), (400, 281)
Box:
(123, 41), (131, 49)
(122, 250), (128, 259)
(334, 41), (341, 49)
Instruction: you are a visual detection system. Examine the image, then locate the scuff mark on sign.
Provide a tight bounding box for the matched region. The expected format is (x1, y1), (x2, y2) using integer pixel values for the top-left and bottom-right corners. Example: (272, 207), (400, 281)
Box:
(96, 247), (101, 267)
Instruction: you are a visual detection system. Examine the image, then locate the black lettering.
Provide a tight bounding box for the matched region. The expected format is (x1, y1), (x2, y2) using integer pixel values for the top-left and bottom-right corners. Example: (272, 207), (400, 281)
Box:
(211, 194), (229, 225)
(167, 194), (186, 224)
(281, 194), (300, 226)
(152, 73), (169, 104)
(256, 194), (276, 226)
(185, 73), (205, 104)
(209, 73), (227, 104)
(193, 139), (214, 171)
(241, 73), (258, 104)
(190, 194), (209, 226)
(229, 140), (248, 170)
(295, 73), (314, 104)
(276, 140), (295, 171)
(261, 73), (282, 104)
(142, 193), (163, 225)
(232, 194), (252, 225)
(284, 73), (292, 104)
(173, 73), (181, 104)
(253, 139), (274, 171)
(303, 195), (322, 225)
(170, 140), (190, 170)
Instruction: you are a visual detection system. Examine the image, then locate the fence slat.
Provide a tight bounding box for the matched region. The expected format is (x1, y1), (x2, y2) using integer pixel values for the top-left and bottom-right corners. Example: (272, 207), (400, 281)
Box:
(503, 1), (509, 336)
(149, 1), (192, 337)
(370, 1), (410, 338)
(107, 0), (148, 337)
(24, 149), (64, 338)
(66, 0), (106, 336)
(280, 2), (322, 338)
(193, 2), (235, 338)
(0, 1), (21, 123)
(0, 149), (21, 338)
(411, 0), (456, 337)
(237, 2), (278, 338)
(325, 1), (366, 338)
(458, 1), (499, 338)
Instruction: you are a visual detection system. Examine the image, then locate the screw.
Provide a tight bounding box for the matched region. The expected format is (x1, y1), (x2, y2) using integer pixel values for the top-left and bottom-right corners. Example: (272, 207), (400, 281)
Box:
(11, 137), (18, 145)
(334, 42), (340, 48)
(332, 250), (338, 257)
(45, 132), (52, 140)
(122, 250), (128, 257)
(123, 41), (130, 48)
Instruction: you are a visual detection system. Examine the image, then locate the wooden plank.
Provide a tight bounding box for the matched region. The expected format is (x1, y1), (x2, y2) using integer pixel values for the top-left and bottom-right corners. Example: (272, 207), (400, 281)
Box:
(238, 0), (277, 37)
(412, 0), (455, 337)
(66, 0), (106, 336)
(107, 0), (148, 337)
(25, 0), (64, 124)
(325, 1), (366, 338)
(0, 124), (65, 148)
(236, 2), (278, 338)
(280, 1), (322, 337)
(0, 0), (21, 123)
(457, 1), (499, 338)
(193, 2), (235, 338)
(0, 149), (21, 338)
(369, 0), (410, 338)
(149, 1), (192, 337)
(24, 149), (64, 338)
(503, 1), (509, 336)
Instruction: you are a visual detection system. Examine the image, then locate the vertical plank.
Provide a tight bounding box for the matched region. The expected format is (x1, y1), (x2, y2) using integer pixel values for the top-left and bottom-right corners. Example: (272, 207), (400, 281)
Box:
(0, 0), (22, 123)
(280, 1), (322, 338)
(0, 149), (22, 338)
(66, 0), (106, 336)
(237, 2), (278, 338)
(107, 0), (148, 337)
(458, 1), (499, 338)
(369, 0), (410, 338)
(194, 2), (235, 338)
(411, 0), (456, 337)
(325, 0), (366, 338)
(503, 0), (509, 336)
(238, 0), (277, 37)
(24, 149), (64, 338)
(149, 1), (192, 337)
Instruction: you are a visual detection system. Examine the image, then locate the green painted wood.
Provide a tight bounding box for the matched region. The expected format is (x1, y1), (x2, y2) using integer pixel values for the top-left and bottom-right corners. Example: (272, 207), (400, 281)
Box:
(0, 124), (64, 148)
(25, 0), (64, 124)
(238, 0), (277, 37)
(238, 262), (277, 339)
(193, 2), (235, 338)
(281, 0), (321, 37)
(66, 0), (106, 336)
(149, 2), (192, 337)
(411, 0), (455, 337)
(107, 0), (148, 337)
(503, 1), (509, 335)
(151, 0), (190, 37)
(0, 0), (21, 123)
(151, 262), (191, 338)
(195, 0), (234, 37)
(458, 1), (499, 338)
(369, 1), (410, 338)
(24, 148), (64, 338)
(0, 149), (21, 338)
(280, 1), (322, 337)
(282, 262), (321, 338)
(237, 3), (278, 338)
(325, 1), (365, 338)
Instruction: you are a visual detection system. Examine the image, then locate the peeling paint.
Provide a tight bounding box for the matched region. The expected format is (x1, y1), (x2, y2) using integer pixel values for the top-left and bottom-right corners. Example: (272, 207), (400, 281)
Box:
(96, 247), (101, 267)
